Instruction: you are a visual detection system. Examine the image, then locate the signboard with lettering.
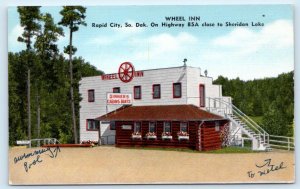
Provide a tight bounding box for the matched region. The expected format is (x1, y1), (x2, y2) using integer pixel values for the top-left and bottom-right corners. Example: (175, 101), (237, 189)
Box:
(121, 125), (132, 130)
(101, 62), (144, 82)
(107, 93), (132, 105)
(101, 71), (144, 81)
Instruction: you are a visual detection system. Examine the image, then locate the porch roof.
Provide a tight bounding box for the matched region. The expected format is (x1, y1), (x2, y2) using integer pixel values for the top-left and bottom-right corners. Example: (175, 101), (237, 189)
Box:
(96, 104), (226, 121)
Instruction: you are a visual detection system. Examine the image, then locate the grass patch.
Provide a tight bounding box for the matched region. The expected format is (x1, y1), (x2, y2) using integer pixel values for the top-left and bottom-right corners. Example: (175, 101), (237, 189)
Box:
(203, 146), (254, 154)
(119, 146), (199, 153)
(119, 146), (255, 154)
(249, 116), (263, 125)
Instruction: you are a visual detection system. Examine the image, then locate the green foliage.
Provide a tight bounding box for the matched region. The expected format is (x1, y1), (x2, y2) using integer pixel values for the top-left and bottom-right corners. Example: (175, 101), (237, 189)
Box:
(119, 146), (254, 153)
(214, 72), (294, 136)
(262, 102), (292, 136)
(58, 6), (87, 144)
(64, 45), (77, 55)
(35, 13), (64, 57)
(17, 6), (42, 50)
(58, 6), (87, 32)
(59, 6), (86, 56)
(9, 7), (103, 145)
(249, 116), (263, 125)
(204, 146), (254, 153)
(9, 52), (102, 145)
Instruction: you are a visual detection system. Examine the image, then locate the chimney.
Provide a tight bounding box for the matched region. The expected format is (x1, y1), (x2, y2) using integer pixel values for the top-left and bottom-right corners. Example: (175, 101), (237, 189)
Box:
(183, 58), (187, 67)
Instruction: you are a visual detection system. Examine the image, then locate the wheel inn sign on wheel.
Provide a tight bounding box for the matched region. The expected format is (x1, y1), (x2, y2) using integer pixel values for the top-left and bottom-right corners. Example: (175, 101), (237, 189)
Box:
(118, 62), (134, 83)
(101, 62), (144, 82)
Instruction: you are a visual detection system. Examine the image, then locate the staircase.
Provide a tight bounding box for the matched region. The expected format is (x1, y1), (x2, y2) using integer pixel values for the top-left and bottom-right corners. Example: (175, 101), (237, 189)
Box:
(206, 97), (272, 151)
(226, 113), (272, 151)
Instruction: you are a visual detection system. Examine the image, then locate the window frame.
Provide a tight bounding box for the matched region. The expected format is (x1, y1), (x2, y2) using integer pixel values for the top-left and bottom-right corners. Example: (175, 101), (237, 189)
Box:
(163, 121), (171, 133)
(134, 122), (142, 133)
(149, 122), (156, 133)
(134, 86), (142, 99)
(152, 84), (161, 99)
(113, 87), (121, 93)
(88, 89), (95, 102)
(173, 83), (182, 98)
(86, 119), (99, 131)
(180, 122), (188, 133)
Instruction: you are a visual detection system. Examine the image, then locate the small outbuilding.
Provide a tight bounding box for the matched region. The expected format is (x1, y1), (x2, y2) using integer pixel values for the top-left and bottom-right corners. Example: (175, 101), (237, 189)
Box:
(97, 104), (229, 151)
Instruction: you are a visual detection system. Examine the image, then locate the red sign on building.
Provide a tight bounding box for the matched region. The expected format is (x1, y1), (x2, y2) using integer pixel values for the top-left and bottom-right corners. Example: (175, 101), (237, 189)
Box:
(101, 62), (144, 82)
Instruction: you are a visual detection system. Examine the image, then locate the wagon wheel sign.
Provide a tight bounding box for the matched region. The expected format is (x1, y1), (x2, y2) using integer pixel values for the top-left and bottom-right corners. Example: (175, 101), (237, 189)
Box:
(118, 62), (135, 83)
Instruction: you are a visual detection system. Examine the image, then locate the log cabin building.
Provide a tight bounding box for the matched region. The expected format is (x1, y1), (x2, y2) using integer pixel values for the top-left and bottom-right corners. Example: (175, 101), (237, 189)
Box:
(97, 105), (229, 151)
(79, 62), (239, 151)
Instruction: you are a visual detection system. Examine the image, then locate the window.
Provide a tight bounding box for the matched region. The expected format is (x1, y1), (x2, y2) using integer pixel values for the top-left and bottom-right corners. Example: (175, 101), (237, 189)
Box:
(134, 86), (141, 99)
(88, 89), (95, 102)
(113, 87), (120, 93)
(153, 84), (161, 99)
(86, 119), (99, 131)
(173, 83), (182, 98)
(215, 122), (220, 131)
(199, 84), (205, 107)
(180, 122), (188, 132)
(110, 121), (116, 130)
(149, 122), (156, 133)
(134, 122), (141, 133)
(163, 122), (171, 132)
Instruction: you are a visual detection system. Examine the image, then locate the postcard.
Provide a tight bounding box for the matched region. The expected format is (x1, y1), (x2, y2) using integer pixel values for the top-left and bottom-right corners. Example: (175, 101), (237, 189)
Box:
(8, 4), (294, 184)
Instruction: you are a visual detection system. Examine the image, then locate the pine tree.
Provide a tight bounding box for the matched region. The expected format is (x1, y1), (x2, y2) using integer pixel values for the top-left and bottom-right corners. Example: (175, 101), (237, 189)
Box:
(17, 6), (41, 141)
(59, 6), (87, 144)
(34, 13), (64, 143)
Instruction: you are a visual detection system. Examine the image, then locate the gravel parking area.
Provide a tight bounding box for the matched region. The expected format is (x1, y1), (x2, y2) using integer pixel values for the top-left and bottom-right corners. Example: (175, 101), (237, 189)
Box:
(9, 146), (295, 184)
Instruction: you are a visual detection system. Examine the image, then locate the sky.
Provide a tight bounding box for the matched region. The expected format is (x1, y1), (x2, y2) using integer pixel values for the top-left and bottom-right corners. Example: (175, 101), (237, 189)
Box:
(7, 5), (294, 80)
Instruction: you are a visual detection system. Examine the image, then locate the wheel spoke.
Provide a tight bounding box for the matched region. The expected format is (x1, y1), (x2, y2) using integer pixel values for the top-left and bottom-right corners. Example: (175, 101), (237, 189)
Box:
(118, 62), (134, 82)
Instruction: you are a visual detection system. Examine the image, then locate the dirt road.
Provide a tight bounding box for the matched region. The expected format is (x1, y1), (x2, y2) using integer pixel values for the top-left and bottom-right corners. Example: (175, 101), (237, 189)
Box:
(9, 146), (295, 184)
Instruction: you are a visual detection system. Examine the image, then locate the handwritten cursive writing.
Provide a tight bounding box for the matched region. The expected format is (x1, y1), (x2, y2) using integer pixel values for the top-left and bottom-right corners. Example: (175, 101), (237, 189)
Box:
(14, 146), (60, 164)
(23, 155), (43, 172)
(14, 146), (61, 173)
(247, 158), (286, 178)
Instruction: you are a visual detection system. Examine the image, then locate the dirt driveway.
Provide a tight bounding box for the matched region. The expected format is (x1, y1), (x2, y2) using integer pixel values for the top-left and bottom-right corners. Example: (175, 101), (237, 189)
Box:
(9, 146), (294, 184)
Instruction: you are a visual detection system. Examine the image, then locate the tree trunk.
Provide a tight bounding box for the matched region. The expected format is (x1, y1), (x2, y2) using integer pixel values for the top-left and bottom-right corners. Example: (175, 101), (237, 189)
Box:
(36, 94), (40, 146)
(27, 68), (31, 141)
(69, 26), (78, 144)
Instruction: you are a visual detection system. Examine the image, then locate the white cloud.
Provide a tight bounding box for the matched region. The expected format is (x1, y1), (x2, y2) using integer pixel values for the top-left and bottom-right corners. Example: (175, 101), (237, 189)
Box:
(212, 19), (293, 55)
(8, 25), (25, 51)
(201, 19), (294, 80)
(260, 20), (293, 48)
